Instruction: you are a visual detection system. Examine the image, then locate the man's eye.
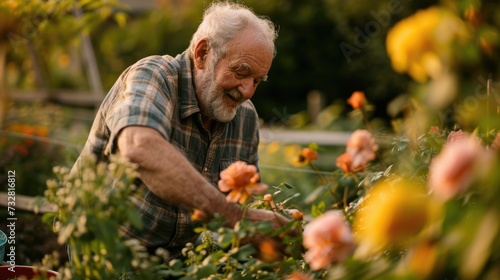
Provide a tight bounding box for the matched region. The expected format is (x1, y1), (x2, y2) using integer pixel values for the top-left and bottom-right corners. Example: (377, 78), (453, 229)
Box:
(234, 72), (246, 79)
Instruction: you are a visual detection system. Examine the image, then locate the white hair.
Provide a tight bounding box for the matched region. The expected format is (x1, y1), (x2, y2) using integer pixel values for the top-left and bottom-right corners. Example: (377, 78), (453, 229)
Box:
(188, 2), (278, 61)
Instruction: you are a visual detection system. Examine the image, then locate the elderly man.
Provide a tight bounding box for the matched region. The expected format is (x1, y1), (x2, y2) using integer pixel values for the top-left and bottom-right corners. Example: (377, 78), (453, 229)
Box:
(73, 2), (290, 258)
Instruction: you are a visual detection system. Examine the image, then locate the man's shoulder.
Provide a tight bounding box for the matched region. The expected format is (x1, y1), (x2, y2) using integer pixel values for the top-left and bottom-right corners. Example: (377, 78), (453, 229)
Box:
(130, 55), (181, 75)
(240, 100), (257, 112)
(237, 100), (259, 122)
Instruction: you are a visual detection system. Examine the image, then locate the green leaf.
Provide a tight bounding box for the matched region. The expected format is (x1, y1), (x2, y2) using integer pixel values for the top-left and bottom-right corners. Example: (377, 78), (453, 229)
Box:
(168, 259), (184, 270)
(193, 227), (206, 234)
(308, 142), (319, 150)
(255, 221), (273, 234)
(282, 182), (296, 189)
(231, 244), (257, 260)
(217, 233), (233, 249)
(196, 264), (217, 278)
(281, 192), (300, 205)
(311, 201), (326, 218)
(156, 269), (185, 278)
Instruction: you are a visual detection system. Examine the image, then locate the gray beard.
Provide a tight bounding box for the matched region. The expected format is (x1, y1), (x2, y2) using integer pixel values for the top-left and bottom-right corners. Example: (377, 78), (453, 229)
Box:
(195, 67), (242, 123)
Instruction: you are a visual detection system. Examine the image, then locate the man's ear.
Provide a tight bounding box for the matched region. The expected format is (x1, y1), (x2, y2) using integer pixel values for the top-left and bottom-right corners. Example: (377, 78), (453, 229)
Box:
(193, 39), (209, 69)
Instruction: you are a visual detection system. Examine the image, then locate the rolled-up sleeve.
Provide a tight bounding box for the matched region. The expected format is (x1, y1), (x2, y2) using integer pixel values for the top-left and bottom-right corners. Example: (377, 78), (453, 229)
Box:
(105, 56), (176, 154)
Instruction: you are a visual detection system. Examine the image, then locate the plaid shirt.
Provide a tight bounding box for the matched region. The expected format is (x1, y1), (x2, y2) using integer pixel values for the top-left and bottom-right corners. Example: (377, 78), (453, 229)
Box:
(74, 52), (260, 257)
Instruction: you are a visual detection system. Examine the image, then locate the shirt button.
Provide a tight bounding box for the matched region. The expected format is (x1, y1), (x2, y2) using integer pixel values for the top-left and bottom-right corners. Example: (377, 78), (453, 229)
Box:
(204, 167), (208, 172)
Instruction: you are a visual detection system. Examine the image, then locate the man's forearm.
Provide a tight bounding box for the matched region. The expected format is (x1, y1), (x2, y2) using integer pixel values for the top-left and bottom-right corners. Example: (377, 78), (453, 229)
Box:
(116, 126), (243, 226)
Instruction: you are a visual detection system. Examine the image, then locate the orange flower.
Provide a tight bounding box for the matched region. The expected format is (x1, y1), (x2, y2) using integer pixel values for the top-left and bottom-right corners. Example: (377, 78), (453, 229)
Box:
(428, 135), (492, 201)
(347, 91), (367, 110)
(258, 238), (282, 263)
(190, 209), (207, 222)
(218, 161), (268, 204)
(12, 143), (29, 156)
(303, 211), (355, 270)
(345, 130), (378, 169)
(428, 126), (441, 135)
(286, 271), (313, 280)
(336, 152), (366, 173)
(335, 152), (351, 173)
(4, 123), (49, 156)
(292, 147), (318, 166)
(287, 209), (304, 221)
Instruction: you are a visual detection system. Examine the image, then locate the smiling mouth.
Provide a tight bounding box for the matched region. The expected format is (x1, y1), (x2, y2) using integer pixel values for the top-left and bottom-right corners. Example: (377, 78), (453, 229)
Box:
(224, 95), (240, 108)
(225, 91), (244, 104)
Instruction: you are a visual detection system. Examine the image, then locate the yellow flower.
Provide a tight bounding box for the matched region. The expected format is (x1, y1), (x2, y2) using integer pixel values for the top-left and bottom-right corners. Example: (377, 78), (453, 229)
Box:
(265, 141), (281, 154)
(353, 179), (432, 257)
(386, 7), (468, 83)
(218, 161), (268, 204)
(405, 239), (439, 278)
(292, 147), (319, 167)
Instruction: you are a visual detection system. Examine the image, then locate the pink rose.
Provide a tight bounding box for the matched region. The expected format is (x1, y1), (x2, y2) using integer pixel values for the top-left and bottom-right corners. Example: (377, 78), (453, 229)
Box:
(303, 211), (355, 270)
(428, 135), (491, 201)
(446, 130), (467, 143)
(345, 130), (378, 170)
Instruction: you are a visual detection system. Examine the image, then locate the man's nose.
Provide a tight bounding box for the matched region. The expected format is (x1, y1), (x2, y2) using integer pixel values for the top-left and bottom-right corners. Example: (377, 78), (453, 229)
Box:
(238, 77), (257, 100)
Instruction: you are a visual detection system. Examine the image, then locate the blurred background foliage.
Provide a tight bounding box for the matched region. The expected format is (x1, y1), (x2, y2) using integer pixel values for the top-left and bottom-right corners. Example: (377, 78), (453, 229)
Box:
(2, 0), (499, 122)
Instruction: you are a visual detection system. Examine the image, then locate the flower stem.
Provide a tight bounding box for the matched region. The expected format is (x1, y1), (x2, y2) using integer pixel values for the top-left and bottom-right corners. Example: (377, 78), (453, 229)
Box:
(309, 162), (328, 185)
(361, 108), (371, 131)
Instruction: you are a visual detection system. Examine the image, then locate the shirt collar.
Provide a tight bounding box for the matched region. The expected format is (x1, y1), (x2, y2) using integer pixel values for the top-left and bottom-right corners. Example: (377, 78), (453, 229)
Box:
(175, 51), (200, 120)
(174, 51), (230, 137)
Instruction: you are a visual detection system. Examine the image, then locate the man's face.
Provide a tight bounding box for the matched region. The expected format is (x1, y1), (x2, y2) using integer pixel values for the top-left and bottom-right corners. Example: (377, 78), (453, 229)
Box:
(195, 58), (240, 123)
(195, 27), (274, 123)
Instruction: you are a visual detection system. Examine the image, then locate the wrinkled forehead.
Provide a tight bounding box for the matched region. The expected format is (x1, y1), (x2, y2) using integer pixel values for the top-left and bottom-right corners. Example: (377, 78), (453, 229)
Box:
(223, 27), (274, 68)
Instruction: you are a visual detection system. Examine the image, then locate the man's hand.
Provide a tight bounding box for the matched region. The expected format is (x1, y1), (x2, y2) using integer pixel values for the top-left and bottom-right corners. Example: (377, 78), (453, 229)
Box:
(245, 208), (292, 230)
(239, 208), (303, 260)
